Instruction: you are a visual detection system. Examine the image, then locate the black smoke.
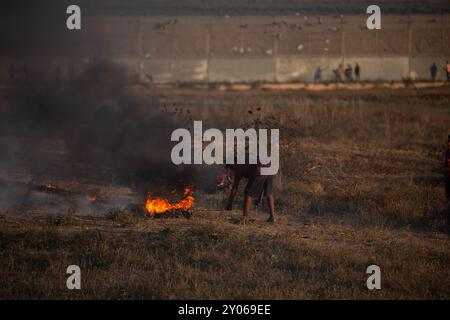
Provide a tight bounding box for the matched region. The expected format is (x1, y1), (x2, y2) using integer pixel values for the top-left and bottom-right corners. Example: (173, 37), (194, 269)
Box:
(0, 60), (199, 194)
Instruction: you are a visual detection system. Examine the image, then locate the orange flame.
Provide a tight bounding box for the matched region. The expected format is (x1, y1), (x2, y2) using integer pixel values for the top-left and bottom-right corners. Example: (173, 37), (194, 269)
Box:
(145, 187), (194, 214)
(86, 194), (97, 202)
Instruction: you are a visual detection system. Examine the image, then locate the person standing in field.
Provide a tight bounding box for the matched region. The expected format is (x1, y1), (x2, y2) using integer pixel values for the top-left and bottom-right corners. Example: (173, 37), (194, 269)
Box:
(354, 63), (361, 81)
(314, 67), (322, 83)
(430, 63), (438, 81)
(445, 61), (450, 81)
(338, 64), (345, 81)
(345, 64), (353, 81)
(225, 163), (276, 223)
(333, 64), (345, 82)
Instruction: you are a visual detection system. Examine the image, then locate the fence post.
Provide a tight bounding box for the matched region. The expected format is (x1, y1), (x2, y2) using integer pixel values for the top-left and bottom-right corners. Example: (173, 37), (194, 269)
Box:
(136, 17), (144, 82)
(206, 16), (211, 82)
(441, 13), (445, 55)
(273, 16), (279, 82)
(341, 16), (345, 63)
(407, 14), (413, 75)
(170, 19), (176, 83)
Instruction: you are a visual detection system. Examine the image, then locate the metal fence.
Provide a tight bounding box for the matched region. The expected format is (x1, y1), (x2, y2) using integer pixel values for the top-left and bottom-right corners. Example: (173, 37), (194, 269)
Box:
(1, 14), (449, 82)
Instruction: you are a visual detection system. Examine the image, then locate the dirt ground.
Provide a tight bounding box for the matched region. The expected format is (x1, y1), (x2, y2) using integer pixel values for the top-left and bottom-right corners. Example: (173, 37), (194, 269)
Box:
(0, 84), (449, 299)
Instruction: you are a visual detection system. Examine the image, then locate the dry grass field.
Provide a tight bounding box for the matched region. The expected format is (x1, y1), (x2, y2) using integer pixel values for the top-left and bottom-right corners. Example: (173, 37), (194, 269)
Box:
(0, 83), (449, 299)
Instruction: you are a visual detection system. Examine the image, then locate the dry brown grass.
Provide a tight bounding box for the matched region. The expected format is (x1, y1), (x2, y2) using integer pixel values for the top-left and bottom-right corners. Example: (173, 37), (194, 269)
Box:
(0, 211), (449, 299)
(1, 86), (450, 299)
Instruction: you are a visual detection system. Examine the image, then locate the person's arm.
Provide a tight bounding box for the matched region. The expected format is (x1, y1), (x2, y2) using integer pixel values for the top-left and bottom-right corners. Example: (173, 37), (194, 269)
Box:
(225, 174), (241, 210)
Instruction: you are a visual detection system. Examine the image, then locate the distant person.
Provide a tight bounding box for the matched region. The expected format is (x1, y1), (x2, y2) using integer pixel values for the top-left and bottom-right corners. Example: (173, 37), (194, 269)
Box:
(314, 67), (322, 83)
(334, 64), (345, 82)
(345, 64), (353, 81)
(445, 61), (450, 81)
(333, 69), (340, 81)
(338, 64), (345, 81)
(430, 63), (438, 81)
(355, 63), (361, 80)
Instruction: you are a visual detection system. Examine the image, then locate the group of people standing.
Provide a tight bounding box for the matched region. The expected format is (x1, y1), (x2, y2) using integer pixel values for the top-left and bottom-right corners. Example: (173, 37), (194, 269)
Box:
(334, 63), (361, 82)
(314, 63), (361, 83)
(314, 61), (450, 83)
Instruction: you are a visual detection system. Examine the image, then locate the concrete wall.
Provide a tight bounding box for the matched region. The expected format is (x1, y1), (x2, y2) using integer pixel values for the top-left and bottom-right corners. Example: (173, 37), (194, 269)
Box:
(1, 14), (449, 83)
